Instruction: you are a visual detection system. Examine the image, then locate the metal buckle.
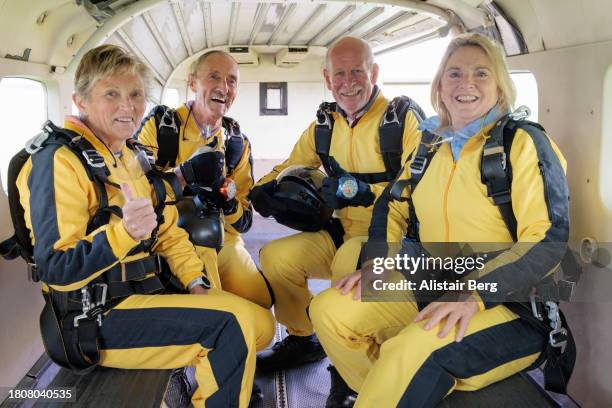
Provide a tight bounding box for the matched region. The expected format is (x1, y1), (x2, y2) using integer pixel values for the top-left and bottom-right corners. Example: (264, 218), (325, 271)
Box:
(483, 146), (507, 171)
(316, 110), (332, 128)
(381, 102), (399, 126)
(81, 149), (106, 168)
(549, 327), (568, 353)
(544, 301), (567, 352)
(509, 105), (531, 121)
(530, 293), (543, 320)
(410, 156), (428, 175)
(27, 262), (39, 282)
(159, 109), (179, 133)
(73, 283), (108, 327)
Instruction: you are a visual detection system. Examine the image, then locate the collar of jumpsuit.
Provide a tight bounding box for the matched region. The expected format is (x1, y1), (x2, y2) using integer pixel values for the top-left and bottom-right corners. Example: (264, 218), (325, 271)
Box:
(419, 106), (506, 160)
(335, 85), (380, 127)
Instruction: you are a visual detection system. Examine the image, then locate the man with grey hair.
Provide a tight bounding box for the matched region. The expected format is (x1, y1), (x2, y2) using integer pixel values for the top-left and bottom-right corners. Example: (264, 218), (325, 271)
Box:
(137, 50), (269, 404)
(250, 36), (424, 407)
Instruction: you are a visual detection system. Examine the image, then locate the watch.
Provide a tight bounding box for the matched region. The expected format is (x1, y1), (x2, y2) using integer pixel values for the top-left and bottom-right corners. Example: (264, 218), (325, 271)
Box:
(336, 176), (359, 200)
(187, 275), (212, 290)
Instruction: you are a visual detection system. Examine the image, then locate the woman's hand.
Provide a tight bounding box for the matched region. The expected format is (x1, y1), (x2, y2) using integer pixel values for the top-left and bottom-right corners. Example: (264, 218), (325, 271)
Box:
(189, 285), (208, 295)
(413, 296), (479, 342)
(121, 183), (157, 241)
(335, 270), (362, 300)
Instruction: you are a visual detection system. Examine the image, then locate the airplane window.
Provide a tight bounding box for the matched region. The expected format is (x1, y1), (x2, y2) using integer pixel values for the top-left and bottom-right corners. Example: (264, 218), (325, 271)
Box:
(601, 65), (612, 209)
(0, 77), (47, 194)
(162, 88), (180, 108)
(378, 36), (450, 117)
(510, 71), (538, 121)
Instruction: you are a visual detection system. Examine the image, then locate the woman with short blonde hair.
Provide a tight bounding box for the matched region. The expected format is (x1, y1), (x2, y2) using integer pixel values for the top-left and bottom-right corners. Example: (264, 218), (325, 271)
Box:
(18, 44), (273, 407)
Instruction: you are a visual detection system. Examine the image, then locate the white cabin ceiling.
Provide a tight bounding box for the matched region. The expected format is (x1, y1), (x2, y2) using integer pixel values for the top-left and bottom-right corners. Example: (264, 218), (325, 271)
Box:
(3, 0), (612, 100)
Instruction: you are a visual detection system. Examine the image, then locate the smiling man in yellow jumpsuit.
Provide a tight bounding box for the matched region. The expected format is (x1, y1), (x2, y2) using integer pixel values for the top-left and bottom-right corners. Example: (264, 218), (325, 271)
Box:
(137, 51), (271, 309)
(249, 37), (423, 405)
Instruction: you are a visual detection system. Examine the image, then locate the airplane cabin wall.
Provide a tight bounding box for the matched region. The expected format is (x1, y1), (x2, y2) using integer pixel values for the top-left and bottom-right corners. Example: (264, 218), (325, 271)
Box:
(509, 40), (612, 406)
(0, 59), (73, 399)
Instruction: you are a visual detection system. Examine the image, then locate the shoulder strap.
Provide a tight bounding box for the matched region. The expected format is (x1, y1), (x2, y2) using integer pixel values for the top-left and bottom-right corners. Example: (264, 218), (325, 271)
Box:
(222, 116), (245, 177)
(149, 105), (181, 168)
(388, 130), (441, 240)
(379, 96), (427, 181)
(314, 102), (337, 176)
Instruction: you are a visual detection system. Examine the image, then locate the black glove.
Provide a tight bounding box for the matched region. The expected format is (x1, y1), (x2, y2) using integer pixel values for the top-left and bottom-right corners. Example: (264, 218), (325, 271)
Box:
(249, 179), (287, 218)
(180, 149), (225, 189)
(321, 156), (375, 209)
(194, 186), (238, 214)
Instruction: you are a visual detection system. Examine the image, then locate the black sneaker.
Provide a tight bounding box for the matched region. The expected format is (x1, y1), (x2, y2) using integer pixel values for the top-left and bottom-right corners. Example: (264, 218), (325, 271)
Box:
(326, 365), (357, 408)
(164, 367), (193, 408)
(256, 333), (326, 372)
(248, 382), (263, 407)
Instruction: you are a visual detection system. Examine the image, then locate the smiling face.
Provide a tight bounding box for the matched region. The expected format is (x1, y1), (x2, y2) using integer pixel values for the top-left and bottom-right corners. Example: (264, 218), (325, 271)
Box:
(323, 38), (379, 117)
(440, 45), (499, 130)
(189, 52), (239, 125)
(73, 70), (146, 152)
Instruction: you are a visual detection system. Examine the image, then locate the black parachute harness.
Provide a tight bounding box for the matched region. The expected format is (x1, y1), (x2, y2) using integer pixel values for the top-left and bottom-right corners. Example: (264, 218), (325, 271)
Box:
(314, 96), (426, 248)
(0, 120), (173, 373)
(388, 107), (578, 394)
(149, 105), (247, 179)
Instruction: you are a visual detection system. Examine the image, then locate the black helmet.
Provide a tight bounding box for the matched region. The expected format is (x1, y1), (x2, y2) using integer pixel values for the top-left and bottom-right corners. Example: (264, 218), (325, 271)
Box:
(272, 165), (333, 232)
(175, 196), (224, 250)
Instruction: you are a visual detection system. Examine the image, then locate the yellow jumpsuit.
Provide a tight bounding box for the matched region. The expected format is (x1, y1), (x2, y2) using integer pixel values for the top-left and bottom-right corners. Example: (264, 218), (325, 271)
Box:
(255, 93), (422, 336)
(137, 104), (271, 307)
(19, 117), (275, 408)
(310, 121), (569, 407)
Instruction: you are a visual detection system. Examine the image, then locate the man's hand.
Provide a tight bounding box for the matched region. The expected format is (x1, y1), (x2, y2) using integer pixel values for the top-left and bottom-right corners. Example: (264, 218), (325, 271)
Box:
(121, 183), (157, 241)
(321, 157), (375, 209)
(413, 296), (479, 342)
(250, 179), (286, 217)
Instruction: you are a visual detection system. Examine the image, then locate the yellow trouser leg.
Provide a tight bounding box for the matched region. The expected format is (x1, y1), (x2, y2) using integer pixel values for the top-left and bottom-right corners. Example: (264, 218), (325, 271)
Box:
(351, 304), (540, 407)
(259, 231), (336, 335)
(99, 291), (275, 408)
(195, 245), (221, 289)
(330, 236), (368, 282)
(218, 234), (271, 308)
(310, 288), (415, 391)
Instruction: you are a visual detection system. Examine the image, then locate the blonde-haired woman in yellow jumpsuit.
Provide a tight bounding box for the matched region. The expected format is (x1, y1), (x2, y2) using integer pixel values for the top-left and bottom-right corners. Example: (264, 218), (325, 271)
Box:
(310, 33), (572, 407)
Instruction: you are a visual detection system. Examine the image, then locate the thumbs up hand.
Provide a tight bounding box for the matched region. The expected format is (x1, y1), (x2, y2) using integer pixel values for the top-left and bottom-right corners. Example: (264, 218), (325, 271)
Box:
(121, 183), (157, 241)
(321, 156), (375, 209)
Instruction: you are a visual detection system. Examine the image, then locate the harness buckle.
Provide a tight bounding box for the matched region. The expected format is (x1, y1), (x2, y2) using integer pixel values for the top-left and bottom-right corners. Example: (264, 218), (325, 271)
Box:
(530, 293), (544, 320)
(159, 108), (179, 133)
(483, 146), (507, 171)
(73, 283), (108, 327)
(381, 101), (399, 126)
(545, 301), (568, 352)
(409, 156), (428, 175)
(316, 110), (332, 128)
(27, 262), (39, 282)
(81, 149), (106, 169)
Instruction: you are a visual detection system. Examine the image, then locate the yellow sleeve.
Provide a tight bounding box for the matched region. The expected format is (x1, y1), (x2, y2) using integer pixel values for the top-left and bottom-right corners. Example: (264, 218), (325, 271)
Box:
(254, 122), (321, 186)
(21, 147), (139, 291)
(467, 128), (569, 307)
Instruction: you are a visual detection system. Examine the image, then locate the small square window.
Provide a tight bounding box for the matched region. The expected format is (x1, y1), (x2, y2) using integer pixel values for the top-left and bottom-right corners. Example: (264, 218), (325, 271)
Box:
(260, 82), (287, 116)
